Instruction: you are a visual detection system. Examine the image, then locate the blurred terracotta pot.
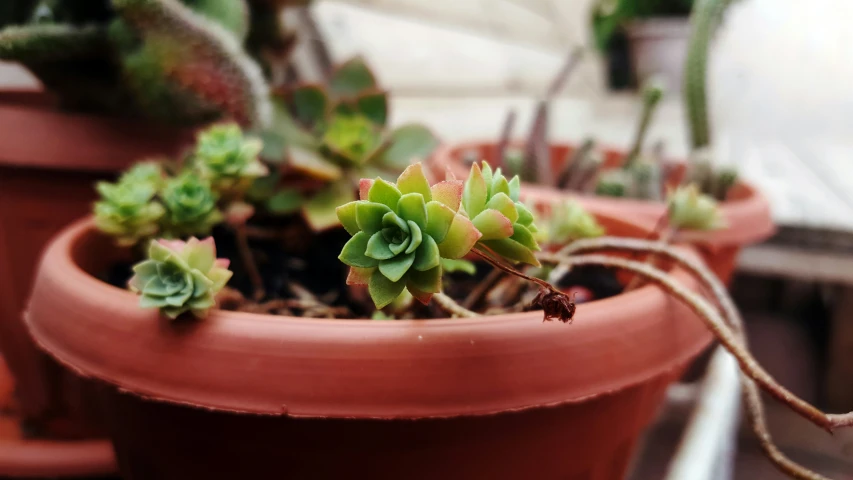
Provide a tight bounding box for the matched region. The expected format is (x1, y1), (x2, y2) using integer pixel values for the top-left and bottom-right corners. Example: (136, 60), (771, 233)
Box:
(25, 205), (711, 479)
(0, 88), (193, 440)
(431, 141), (775, 284)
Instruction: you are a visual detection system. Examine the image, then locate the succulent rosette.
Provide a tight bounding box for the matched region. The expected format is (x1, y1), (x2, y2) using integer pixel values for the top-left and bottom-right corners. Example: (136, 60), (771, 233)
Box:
(321, 113), (382, 165)
(129, 237), (233, 319)
(667, 184), (725, 231)
(94, 179), (165, 246)
(462, 161), (541, 265)
(194, 123), (268, 193)
(161, 173), (223, 237)
(337, 163), (481, 308)
(541, 201), (604, 245)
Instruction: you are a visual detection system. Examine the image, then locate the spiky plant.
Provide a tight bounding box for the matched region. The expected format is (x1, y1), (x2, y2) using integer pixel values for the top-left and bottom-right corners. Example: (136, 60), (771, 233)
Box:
(258, 57), (439, 231)
(0, 0), (273, 126)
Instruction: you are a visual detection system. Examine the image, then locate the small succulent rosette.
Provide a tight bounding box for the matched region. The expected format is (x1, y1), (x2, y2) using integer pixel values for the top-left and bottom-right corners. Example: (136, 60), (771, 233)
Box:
(129, 238), (233, 319)
(462, 161), (541, 266)
(539, 201), (604, 246)
(94, 178), (165, 247)
(337, 163), (482, 308)
(194, 123), (268, 194)
(160, 173), (224, 237)
(667, 184), (725, 231)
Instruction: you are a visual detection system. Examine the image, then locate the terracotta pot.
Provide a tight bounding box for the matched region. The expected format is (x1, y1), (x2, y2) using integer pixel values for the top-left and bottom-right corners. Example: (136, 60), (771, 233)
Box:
(0, 88), (194, 439)
(25, 205), (711, 480)
(431, 141), (775, 284)
(0, 359), (116, 478)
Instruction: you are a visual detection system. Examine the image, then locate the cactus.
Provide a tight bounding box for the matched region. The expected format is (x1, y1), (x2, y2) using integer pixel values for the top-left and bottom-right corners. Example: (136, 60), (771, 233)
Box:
(0, 0), (273, 127)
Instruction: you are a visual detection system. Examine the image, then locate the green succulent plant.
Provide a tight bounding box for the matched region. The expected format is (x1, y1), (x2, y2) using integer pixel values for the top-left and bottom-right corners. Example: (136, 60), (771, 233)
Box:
(262, 57), (439, 231)
(193, 122), (268, 194)
(463, 162), (541, 266)
(667, 184), (724, 230)
(118, 160), (166, 188)
(540, 201), (605, 245)
(338, 161), (542, 309)
(0, 0), (276, 126)
(337, 163), (481, 308)
(129, 237), (232, 318)
(160, 172), (223, 236)
(94, 177), (165, 246)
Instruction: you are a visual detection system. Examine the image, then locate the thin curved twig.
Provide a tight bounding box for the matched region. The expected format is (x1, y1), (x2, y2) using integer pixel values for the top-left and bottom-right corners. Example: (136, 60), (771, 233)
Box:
(537, 251), (836, 434)
(551, 236), (833, 479)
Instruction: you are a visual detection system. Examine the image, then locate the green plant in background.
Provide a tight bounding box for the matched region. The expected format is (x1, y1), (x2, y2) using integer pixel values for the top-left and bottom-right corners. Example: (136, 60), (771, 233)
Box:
(591, 0), (694, 51)
(94, 175), (165, 246)
(160, 173), (224, 237)
(193, 123), (268, 194)
(539, 201), (605, 246)
(0, 0), (285, 126)
(94, 122), (264, 246)
(666, 183), (724, 230)
(258, 57), (439, 231)
(129, 237), (233, 318)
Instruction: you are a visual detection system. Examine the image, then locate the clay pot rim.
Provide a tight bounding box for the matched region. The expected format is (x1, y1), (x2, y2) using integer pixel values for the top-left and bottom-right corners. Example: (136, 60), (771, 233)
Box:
(0, 87), (196, 173)
(433, 140), (775, 248)
(26, 209), (711, 419)
(0, 361), (116, 477)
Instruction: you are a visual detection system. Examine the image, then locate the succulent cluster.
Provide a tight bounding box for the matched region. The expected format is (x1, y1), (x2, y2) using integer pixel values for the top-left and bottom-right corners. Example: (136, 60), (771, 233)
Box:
(0, 0), (294, 126)
(538, 201), (605, 246)
(258, 57), (439, 231)
(338, 161), (540, 309)
(94, 122), (264, 245)
(129, 237), (233, 318)
(666, 184), (724, 231)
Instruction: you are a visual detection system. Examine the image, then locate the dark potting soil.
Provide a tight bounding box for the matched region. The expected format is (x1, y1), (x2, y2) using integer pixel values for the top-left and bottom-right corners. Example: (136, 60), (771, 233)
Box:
(103, 218), (623, 320)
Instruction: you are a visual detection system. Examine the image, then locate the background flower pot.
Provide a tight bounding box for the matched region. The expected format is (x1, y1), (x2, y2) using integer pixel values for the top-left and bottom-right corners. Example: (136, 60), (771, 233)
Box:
(0, 88), (193, 440)
(624, 18), (691, 93)
(431, 141), (775, 284)
(25, 209), (711, 480)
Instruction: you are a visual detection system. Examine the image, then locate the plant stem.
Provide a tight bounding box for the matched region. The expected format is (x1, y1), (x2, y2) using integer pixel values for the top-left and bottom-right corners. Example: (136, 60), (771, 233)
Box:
(473, 247), (562, 296)
(462, 268), (504, 310)
(553, 236), (833, 479)
(434, 293), (479, 318)
(232, 224), (265, 301)
(625, 86), (662, 168)
(536, 251), (838, 434)
(624, 226), (677, 291)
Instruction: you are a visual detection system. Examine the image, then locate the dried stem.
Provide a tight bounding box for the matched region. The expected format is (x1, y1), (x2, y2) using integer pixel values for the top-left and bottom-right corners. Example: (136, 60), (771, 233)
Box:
(462, 268), (504, 310)
(546, 46), (584, 99)
(555, 236), (834, 479)
(232, 224), (265, 301)
(624, 227), (677, 291)
(434, 293), (479, 318)
(536, 251), (838, 434)
(473, 247), (561, 296)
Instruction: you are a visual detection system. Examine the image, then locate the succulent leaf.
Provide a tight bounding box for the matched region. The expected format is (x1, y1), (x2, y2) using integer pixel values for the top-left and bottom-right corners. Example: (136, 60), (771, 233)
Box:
(129, 237), (232, 319)
(328, 56), (376, 98)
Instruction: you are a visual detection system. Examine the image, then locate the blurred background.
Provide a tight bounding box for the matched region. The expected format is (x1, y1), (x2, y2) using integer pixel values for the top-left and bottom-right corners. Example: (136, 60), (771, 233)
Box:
(2, 0), (853, 478)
